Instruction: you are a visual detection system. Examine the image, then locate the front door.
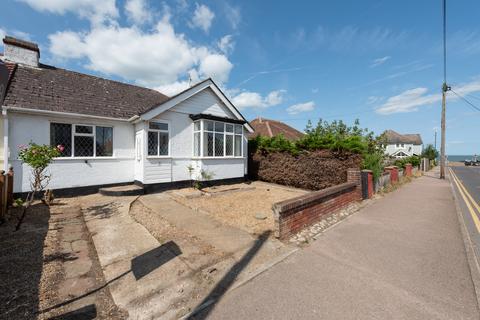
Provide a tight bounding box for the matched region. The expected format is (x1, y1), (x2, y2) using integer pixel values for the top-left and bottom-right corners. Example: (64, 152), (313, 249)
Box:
(134, 131), (143, 182)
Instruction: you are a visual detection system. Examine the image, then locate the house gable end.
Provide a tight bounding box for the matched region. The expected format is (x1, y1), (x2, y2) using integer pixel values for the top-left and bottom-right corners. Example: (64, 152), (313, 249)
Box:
(140, 79), (254, 132)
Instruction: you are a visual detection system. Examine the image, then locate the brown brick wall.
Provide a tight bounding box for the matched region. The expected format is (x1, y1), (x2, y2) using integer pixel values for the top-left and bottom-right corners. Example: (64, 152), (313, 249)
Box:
(272, 171), (361, 239)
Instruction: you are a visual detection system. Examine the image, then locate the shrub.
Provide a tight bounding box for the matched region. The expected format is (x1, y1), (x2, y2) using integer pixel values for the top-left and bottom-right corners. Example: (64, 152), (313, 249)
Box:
(422, 144), (439, 161)
(250, 119), (385, 156)
(362, 152), (385, 181)
(394, 156), (420, 169)
(18, 143), (63, 202)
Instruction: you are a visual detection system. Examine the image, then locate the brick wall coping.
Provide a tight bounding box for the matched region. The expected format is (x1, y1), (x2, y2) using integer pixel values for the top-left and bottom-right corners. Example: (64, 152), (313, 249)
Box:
(272, 182), (357, 215)
(361, 169), (373, 173)
(384, 166), (398, 170)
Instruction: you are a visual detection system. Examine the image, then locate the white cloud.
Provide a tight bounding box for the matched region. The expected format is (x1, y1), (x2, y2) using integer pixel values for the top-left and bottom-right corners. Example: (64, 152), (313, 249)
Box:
(18, 0), (118, 24)
(190, 3), (215, 33)
(218, 35), (235, 54)
(48, 15), (233, 88)
(370, 55), (390, 68)
(125, 0), (152, 24)
(198, 54), (233, 84)
(223, 3), (241, 30)
(232, 90), (286, 110)
(366, 95), (383, 104)
(155, 81), (190, 96)
(286, 101), (315, 115)
(376, 79), (480, 114)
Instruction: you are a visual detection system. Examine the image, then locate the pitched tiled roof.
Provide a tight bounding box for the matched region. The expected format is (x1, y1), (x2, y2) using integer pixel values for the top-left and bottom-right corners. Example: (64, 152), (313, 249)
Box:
(248, 117), (304, 140)
(384, 130), (423, 145)
(3, 63), (170, 119)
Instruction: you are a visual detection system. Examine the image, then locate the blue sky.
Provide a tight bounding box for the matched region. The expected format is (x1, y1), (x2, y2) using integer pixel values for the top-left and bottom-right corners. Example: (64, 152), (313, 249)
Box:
(1, 0), (480, 154)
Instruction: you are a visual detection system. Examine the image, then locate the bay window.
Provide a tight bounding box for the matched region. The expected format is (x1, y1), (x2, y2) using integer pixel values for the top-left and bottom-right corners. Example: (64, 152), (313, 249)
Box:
(194, 119), (243, 157)
(147, 121), (169, 156)
(50, 123), (113, 157)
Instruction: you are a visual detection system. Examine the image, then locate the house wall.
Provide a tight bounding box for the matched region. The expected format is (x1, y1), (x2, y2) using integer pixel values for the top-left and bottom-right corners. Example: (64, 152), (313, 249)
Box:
(385, 143), (422, 158)
(142, 107), (247, 184)
(9, 112), (135, 193)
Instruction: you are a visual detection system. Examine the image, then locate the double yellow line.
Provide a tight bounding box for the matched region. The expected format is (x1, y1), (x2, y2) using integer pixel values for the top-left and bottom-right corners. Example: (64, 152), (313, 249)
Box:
(449, 168), (480, 233)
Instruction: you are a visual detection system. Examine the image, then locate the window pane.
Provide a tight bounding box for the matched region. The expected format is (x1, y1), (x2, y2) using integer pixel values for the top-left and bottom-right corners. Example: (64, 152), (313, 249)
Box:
(194, 121), (201, 131)
(74, 136), (94, 157)
(194, 132), (200, 156)
(205, 121), (214, 131)
(148, 131), (158, 156)
(215, 133), (224, 156)
(235, 125), (243, 134)
(149, 122), (168, 131)
(225, 135), (233, 156)
(50, 123), (72, 157)
(235, 135), (242, 156)
(159, 132), (169, 155)
(204, 132), (213, 156)
(225, 124), (234, 133)
(75, 125), (93, 134)
(96, 126), (113, 156)
(215, 122), (224, 132)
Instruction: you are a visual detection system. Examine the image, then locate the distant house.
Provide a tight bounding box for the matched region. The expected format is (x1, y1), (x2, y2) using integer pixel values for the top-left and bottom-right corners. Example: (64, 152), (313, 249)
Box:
(0, 36), (254, 194)
(248, 117), (303, 140)
(384, 130), (423, 158)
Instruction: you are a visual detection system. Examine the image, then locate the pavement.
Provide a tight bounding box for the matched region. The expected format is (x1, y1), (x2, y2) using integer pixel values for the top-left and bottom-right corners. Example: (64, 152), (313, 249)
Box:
(193, 168), (480, 320)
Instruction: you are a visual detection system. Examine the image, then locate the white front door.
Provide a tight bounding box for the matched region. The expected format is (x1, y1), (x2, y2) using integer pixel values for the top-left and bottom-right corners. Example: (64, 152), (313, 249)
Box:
(134, 131), (143, 182)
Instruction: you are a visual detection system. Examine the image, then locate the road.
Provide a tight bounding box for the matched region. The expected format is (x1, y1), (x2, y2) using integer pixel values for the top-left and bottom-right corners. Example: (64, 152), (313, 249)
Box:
(192, 168), (479, 320)
(449, 165), (480, 281)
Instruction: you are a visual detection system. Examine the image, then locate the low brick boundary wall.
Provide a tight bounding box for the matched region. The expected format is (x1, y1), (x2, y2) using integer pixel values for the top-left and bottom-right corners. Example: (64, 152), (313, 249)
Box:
(272, 169), (361, 239)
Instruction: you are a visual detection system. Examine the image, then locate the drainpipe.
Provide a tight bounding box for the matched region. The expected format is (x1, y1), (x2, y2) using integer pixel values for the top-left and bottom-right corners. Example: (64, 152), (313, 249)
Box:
(2, 106), (8, 172)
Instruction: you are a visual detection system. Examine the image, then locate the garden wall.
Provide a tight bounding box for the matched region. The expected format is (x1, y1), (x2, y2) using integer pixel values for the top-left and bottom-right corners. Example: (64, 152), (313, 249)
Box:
(272, 169), (362, 239)
(249, 149), (362, 190)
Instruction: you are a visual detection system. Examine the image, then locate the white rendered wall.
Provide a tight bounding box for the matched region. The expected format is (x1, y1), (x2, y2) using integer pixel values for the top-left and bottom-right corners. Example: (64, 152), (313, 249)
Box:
(9, 112), (135, 192)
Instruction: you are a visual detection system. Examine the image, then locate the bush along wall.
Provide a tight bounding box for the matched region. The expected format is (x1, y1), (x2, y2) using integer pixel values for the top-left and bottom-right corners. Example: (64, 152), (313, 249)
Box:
(249, 149), (362, 190)
(248, 119), (385, 191)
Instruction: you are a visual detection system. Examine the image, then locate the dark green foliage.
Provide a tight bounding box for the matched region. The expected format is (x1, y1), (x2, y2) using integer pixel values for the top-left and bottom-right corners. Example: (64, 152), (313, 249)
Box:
(421, 144), (439, 161)
(249, 118), (385, 156)
(362, 152), (384, 181)
(393, 156), (420, 169)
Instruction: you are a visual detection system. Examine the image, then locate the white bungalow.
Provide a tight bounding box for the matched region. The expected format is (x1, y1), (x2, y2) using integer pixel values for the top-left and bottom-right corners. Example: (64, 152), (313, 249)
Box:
(0, 36), (253, 194)
(383, 130), (423, 159)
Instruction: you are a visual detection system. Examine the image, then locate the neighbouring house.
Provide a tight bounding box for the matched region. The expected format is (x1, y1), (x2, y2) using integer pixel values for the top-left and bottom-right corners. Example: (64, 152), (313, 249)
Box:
(383, 129), (423, 158)
(0, 36), (254, 194)
(248, 117), (304, 140)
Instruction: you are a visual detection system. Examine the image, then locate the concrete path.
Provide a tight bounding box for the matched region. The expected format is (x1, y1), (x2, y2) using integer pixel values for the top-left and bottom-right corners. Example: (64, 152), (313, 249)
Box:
(196, 169), (480, 320)
(81, 193), (295, 319)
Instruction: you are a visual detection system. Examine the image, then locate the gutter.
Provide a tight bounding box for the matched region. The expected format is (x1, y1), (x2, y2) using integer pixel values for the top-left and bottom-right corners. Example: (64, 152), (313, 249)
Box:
(2, 106), (8, 172)
(2, 106), (131, 122)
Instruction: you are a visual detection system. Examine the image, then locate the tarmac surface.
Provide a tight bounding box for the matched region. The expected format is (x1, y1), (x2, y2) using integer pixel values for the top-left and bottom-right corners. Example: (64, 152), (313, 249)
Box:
(193, 169), (480, 320)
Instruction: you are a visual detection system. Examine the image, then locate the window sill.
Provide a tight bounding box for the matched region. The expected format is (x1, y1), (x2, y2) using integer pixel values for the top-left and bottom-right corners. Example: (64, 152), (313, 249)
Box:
(52, 157), (131, 161)
(192, 156), (245, 160)
(146, 156), (171, 159)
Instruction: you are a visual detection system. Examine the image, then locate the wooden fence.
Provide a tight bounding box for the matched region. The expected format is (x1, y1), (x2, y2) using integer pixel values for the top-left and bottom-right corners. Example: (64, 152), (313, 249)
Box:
(0, 167), (14, 220)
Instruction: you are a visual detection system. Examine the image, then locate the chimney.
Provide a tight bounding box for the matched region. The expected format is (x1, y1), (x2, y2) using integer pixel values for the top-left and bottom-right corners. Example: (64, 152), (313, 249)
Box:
(2, 36), (40, 67)
(258, 116), (262, 123)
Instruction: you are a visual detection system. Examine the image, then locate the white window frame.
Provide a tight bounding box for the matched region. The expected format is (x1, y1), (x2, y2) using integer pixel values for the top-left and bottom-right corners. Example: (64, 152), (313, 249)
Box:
(147, 120), (170, 158)
(50, 122), (114, 159)
(192, 119), (243, 158)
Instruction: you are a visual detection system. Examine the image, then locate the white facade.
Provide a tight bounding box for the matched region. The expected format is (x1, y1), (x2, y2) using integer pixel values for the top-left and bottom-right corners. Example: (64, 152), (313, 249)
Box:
(6, 84), (251, 193)
(385, 143), (423, 158)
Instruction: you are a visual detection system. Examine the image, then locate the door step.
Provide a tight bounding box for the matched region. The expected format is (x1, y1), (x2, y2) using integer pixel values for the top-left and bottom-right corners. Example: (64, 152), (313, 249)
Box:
(99, 184), (145, 196)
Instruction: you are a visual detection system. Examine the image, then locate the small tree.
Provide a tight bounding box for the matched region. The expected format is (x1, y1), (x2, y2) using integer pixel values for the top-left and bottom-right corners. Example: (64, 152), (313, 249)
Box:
(18, 143), (62, 204)
(421, 144), (439, 161)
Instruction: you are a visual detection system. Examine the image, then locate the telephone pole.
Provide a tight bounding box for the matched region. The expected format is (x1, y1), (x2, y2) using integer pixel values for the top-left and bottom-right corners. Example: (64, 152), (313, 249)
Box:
(440, 0), (449, 179)
(434, 130), (437, 149)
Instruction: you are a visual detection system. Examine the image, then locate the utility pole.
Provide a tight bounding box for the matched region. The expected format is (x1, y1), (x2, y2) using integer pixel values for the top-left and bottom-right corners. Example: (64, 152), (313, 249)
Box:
(440, 0), (450, 179)
(434, 130), (437, 150)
